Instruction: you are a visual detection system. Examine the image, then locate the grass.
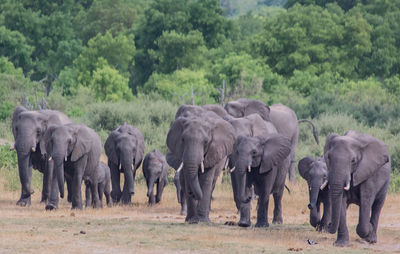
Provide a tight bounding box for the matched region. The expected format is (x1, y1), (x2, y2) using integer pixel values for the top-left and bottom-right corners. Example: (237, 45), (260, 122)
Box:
(0, 179), (399, 253)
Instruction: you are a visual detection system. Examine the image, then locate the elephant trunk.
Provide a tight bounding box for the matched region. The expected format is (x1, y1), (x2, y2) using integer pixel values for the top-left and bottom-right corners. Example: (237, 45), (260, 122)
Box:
(120, 156), (135, 195)
(308, 186), (320, 210)
(183, 162), (203, 201)
(327, 182), (343, 234)
(54, 158), (65, 199)
(16, 152), (33, 198)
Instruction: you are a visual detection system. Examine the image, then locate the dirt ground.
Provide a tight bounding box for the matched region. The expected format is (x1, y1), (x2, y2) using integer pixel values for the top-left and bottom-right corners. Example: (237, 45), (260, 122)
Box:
(0, 178), (399, 254)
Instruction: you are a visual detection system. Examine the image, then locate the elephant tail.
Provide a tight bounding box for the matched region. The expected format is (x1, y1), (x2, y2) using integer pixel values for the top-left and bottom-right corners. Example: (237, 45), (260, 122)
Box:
(284, 184), (291, 195)
(298, 119), (319, 145)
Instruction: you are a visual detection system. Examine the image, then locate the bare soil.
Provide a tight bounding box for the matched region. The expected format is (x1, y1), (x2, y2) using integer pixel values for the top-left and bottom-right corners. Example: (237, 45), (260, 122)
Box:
(0, 179), (399, 253)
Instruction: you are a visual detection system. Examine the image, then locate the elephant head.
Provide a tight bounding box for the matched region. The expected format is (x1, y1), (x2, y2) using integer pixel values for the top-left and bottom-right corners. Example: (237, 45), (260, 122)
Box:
(323, 131), (390, 234)
(175, 104), (228, 119)
(298, 156), (329, 228)
(225, 99), (270, 121)
(104, 123), (145, 195)
(166, 112), (235, 201)
(233, 134), (291, 203)
(40, 124), (95, 199)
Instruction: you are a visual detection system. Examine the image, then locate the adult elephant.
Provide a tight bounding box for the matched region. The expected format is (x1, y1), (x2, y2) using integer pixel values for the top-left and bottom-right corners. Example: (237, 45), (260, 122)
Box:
(324, 131), (390, 246)
(175, 104), (228, 119)
(104, 123), (145, 204)
(225, 114), (277, 211)
(298, 156), (331, 232)
(11, 106), (72, 206)
(166, 111), (235, 223)
(40, 123), (102, 210)
(232, 133), (291, 227)
(225, 99), (319, 181)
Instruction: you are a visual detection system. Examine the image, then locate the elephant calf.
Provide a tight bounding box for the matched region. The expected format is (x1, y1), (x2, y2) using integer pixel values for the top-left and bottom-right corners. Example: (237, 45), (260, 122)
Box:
(298, 156), (330, 232)
(142, 149), (168, 206)
(85, 162), (112, 208)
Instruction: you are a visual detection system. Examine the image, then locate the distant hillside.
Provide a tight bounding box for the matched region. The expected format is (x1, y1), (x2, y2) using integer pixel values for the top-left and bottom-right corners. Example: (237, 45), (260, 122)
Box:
(220, 0), (287, 16)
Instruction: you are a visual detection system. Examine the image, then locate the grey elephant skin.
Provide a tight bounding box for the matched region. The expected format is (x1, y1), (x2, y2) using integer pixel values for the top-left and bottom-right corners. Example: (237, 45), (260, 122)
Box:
(85, 161), (112, 208)
(11, 106), (72, 206)
(105, 123), (145, 204)
(142, 149), (168, 206)
(232, 133), (291, 227)
(166, 107), (235, 223)
(225, 99), (319, 181)
(169, 104), (229, 216)
(298, 156), (331, 232)
(226, 114), (277, 212)
(324, 130), (390, 246)
(40, 123), (102, 210)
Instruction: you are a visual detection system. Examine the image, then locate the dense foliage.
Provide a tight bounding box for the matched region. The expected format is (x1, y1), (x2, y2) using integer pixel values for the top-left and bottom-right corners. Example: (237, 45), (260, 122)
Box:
(1, 0), (400, 190)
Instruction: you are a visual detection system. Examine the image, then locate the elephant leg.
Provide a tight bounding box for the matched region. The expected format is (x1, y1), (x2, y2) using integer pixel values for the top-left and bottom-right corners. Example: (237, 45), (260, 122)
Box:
(197, 166), (218, 223)
(180, 176), (187, 215)
(272, 188), (284, 224)
(71, 160), (87, 210)
(85, 182), (92, 208)
(334, 197), (349, 247)
(121, 169), (136, 204)
(320, 192), (331, 232)
(366, 195), (386, 244)
(155, 178), (166, 204)
(255, 192), (270, 227)
(66, 177), (73, 203)
(45, 163), (60, 210)
(90, 181), (101, 209)
(110, 163), (122, 203)
(238, 185), (252, 227)
(174, 171), (182, 204)
(41, 166), (51, 203)
(98, 182), (105, 207)
(104, 180), (112, 207)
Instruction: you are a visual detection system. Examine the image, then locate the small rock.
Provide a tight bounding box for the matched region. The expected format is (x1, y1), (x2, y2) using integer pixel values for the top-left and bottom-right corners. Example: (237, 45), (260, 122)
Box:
(80, 230), (86, 234)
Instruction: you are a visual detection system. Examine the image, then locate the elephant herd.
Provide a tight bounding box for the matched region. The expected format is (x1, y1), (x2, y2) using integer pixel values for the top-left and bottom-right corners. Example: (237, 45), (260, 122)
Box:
(9, 98), (390, 247)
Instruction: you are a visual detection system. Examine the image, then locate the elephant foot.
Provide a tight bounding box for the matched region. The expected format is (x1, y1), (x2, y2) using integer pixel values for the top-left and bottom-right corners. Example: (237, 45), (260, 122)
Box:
(238, 219), (251, 227)
(45, 204), (57, 210)
(333, 239), (349, 247)
(16, 197), (31, 207)
(363, 233), (377, 244)
(272, 217), (283, 224)
(198, 217), (211, 223)
(67, 195), (72, 203)
(40, 197), (48, 204)
(255, 221), (269, 228)
(185, 217), (199, 224)
(180, 209), (187, 216)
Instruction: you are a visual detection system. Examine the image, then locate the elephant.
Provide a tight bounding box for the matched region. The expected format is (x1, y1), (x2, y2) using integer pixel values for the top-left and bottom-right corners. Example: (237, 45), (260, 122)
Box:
(11, 106), (72, 206)
(298, 156), (331, 232)
(84, 161), (112, 208)
(324, 130), (390, 246)
(232, 133), (292, 227)
(166, 110), (235, 223)
(225, 99), (319, 181)
(104, 123), (145, 204)
(142, 149), (169, 206)
(173, 170), (186, 214)
(40, 123), (102, 210)
(175, 104), (228, 119)
(225, 113), (277, 212)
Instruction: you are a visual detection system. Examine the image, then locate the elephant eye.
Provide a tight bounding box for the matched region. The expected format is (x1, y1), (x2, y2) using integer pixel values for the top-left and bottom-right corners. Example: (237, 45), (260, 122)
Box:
(36, 128), (41, 136)
(351, 157), (356, 164)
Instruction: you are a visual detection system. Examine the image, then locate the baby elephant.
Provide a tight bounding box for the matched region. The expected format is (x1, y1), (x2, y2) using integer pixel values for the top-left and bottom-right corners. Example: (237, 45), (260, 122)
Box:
(298, 156), (331, 232)
(85, 162), (112, 208)
(143, 149), (169, 205)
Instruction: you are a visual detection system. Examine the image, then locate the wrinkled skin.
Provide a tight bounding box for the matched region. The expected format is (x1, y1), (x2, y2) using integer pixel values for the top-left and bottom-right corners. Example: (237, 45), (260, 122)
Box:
(143, 149), (168, 206)
(324, 131), (390, 246)
(226, 114), (277, 212)
(40, 123), (102, 210)
(298, 156), (331, 232)
(232, 134), (291, 227)
(225, 99), (319, 182)
(85, 162), (112, 208)
(105, 123), (145, 204)
(166, 109), (235, 223)
(11, 106), (72, 206)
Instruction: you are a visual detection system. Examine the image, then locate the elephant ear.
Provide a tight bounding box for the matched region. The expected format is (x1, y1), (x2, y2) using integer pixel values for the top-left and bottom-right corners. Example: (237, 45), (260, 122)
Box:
(39, 126), (56, 156)
(243, 100), (270, 121)
(133, 129), (145, 169)
(71, 126), (93, 162)
(204, 119), (235, 168)
(351, 133), (390, 186)
(104, 130), (119, 165)
(298, 157), (314, 180)
(259, 134), (291, 174)
(12, 106), (27, 138)
(166, 118), (185, 169)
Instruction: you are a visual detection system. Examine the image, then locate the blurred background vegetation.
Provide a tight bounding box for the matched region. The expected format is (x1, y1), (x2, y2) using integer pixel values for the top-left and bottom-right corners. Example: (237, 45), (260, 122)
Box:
(1, 0), (400, 191)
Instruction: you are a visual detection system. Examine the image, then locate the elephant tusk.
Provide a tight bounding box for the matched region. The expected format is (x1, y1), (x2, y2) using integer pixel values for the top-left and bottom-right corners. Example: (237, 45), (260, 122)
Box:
(119, 163), (122, 170)
(224, 159), (229, 169)
(177, 162), (184, 172)
(248, 165), (251, 173)
(65, 155), (68, 162)
(344, 181), (350, 191)
(131, 164), (134, 170)
(230, 167), (236, 173)
(31, 146), (36, 152)
(48, 156), (52, 161)
(320, 180), (328, 190)
(201, 161), (205, 173)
